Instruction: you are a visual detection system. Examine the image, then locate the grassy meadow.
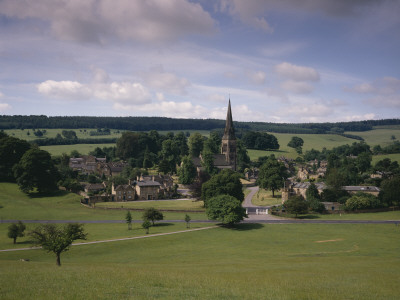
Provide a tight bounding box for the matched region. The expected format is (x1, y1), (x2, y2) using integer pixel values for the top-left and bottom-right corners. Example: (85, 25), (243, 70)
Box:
(96, 199), (205, 211)
(1, 182), (400, 298)
(1, 224), (400, 299)
(251, 189), (282, 206)
(346, 125), (400, 147)
(0, 183), (207, 221)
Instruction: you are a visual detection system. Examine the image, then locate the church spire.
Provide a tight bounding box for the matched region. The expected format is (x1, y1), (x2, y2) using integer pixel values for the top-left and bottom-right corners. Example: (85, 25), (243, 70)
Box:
(223, 99), (236, 140)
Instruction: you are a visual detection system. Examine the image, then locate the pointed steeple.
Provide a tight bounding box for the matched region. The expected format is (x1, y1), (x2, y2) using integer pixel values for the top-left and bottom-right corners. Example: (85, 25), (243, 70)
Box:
(222, 99), (236, 140)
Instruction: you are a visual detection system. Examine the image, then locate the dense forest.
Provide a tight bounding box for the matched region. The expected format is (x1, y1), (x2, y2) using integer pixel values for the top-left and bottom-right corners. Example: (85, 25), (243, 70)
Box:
(1, 115), (399, 134)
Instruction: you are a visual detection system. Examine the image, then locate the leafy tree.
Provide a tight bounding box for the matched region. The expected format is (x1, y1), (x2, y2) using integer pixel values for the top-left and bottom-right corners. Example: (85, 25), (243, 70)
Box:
(178, 155), (197, 185)
(116, 132), (142, 160)
(203, 132), (221, 154)
(288, 136), (304, 149)
(7, 221), (26, 244)
(29, 223), (87, 266)
(61, 130), (77, 139)
(142, 220), (151, 234)
(305, 183), (320, 201)
(284, 195), (308, 217)
(13, 148), (60, 194)
(0, 135), (31, 180)
(142, 208), (164, 225)
(188, 133), (204, 157)
(345, 192), (381, 211)
(236, 139), (251, 172)
(379, 176), (400, 206)
(257, 155), (288, 197)
(242, 131), (279, 150)
(173, 132), (189, 157)
(126, 211), (133, 230)
(184, 214), (191, 228)
(308, 199), (326, 213)
(206, 194), (247, 225)
(201, 148), (216, 175)
(201, 169), (244, 207)
(356, 152), (372, 173)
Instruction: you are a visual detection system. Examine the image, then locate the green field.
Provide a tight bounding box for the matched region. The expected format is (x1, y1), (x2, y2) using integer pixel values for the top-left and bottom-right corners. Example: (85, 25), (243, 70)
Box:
(1, 224), (399, 299)
(251, 189), (282, 206)
(346, 125), (400, 147)
(96, 199), (205, 211)
(0, 183), (207, 221)
(1, 182), (400, 298)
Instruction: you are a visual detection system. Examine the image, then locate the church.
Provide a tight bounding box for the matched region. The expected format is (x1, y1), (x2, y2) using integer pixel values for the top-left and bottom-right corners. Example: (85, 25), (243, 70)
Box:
(192, 100), (237, 172)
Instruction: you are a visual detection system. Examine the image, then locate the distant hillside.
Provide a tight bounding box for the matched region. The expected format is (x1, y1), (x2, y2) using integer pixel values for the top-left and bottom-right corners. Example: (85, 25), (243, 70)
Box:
(1, 115), (400, 135)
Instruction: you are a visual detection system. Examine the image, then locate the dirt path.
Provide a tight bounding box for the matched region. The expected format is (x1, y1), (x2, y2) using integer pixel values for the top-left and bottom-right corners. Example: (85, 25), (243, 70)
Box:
(0, 226), (218, 252)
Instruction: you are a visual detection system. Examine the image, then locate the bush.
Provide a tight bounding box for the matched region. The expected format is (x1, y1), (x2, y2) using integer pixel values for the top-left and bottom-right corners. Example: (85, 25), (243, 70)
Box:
(345, 192), (381, 211)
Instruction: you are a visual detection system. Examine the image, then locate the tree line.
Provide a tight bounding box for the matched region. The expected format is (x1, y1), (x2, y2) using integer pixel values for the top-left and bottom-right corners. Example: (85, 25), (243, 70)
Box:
(1, 115), (399, 134)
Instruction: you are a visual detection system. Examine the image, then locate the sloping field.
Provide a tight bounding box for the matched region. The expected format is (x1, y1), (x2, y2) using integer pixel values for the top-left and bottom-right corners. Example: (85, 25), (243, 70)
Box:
(1, 224), (399, 299)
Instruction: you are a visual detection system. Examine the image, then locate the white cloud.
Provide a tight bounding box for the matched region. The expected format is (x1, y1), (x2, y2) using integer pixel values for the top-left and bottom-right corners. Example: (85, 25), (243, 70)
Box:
(0, 0), (215, 43)
(37, 80), (92, 99)
(113, 100), (208, 118)
(274, 62), (320, 82)
(94, 82), (151, 104)
(142, 66), (190, 95)
(37, 79), (152, 105)
(0, 102), (11, 112)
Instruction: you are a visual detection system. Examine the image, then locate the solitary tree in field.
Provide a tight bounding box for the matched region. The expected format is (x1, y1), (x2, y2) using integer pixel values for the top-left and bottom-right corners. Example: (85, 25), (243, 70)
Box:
(284, 195), (309, 218)
(184, 214), (191, 228)
(142, 208), (164, 225)
(257, 155), (288, 197)
(30, 223), (87, 266)
(142, 220), (151, 234)
(126, 211), (133, 230)
(13, 148), (59, 194)
(287, 136), (304, 149)
(206, 195), (247, 226)
(7, 221), (26, 244)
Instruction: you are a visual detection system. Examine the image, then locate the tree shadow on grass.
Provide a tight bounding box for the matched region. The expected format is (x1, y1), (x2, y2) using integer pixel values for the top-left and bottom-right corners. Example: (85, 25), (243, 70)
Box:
(153, 222), (174, 227)
(223, 223), (264, 231)
(296, 214), (320, 219)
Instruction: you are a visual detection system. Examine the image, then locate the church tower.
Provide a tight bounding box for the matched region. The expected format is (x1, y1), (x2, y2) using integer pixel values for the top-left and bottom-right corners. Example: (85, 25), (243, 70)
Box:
(221, 99), (237, 171)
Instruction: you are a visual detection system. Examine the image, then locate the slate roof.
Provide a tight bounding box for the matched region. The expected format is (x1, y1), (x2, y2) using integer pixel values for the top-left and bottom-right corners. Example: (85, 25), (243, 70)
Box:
(343, 186), (380, 192)
(136, 181), (161, 187)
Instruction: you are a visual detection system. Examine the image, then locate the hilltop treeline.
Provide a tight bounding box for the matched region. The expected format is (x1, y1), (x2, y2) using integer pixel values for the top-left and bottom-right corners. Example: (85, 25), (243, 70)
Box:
(1, 115), (399, 134)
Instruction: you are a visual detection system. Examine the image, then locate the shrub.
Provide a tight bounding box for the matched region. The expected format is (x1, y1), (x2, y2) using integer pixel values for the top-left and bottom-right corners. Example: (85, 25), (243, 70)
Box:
(345, 192), (381, 211)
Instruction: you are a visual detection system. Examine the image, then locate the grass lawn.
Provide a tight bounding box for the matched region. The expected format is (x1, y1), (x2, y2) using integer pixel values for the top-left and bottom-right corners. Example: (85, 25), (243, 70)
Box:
(96, 199), (205, 211)
(346, 126), (400, 147)
(0, 183), (207, 221)
(280, 210), (400, 221)
(372, 153), (400, 165)
(1, 224), (399, 299)
(251, 189), (282, 206)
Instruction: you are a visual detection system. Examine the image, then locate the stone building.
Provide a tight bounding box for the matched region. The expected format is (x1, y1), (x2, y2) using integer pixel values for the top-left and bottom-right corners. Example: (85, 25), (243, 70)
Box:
(192, 99), (237, 172)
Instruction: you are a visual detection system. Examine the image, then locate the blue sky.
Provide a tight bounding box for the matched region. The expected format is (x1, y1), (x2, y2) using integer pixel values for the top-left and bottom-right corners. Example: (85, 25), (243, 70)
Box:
(0, 0), (399, 122)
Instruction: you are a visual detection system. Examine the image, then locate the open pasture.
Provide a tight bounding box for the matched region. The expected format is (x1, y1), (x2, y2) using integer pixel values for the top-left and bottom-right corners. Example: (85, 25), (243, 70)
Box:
(0, 183), (207, 222)
(1, 224), (399, 299)
(346, 125), (400, 147)
(96, 199), (205, 211)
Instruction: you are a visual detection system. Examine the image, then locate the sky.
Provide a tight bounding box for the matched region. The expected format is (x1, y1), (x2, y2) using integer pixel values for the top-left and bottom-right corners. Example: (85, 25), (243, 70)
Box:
(0, 0), (399, 123)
